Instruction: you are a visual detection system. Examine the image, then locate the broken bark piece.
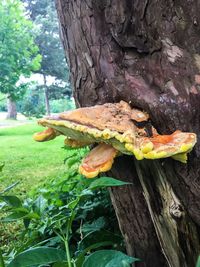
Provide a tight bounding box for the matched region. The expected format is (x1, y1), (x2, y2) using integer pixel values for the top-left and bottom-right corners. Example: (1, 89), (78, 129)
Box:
(33, 101), (197, 178)
(79, 143), (118, 178)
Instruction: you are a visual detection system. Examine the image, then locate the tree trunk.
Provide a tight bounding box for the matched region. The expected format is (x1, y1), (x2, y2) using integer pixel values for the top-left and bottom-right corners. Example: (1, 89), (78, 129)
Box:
(6, 97), (17, 120)
(43, 74), (50, 116)
(56, 1), (200, 266)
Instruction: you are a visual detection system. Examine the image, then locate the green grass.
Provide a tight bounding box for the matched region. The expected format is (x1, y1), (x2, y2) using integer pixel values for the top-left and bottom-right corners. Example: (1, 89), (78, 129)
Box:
(0, 123), (74, 252)
(0, 123), (68, 195)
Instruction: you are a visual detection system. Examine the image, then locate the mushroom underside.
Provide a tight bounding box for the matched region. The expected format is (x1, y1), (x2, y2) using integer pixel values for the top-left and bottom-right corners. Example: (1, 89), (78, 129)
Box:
(33, 101), (197, 178)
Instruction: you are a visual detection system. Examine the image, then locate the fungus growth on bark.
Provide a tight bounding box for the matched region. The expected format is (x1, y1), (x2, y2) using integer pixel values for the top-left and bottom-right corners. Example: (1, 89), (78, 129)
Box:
(33, 101), (196, 178)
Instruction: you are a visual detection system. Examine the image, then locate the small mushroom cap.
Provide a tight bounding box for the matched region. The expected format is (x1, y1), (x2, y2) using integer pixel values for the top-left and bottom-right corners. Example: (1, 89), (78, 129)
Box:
(79, 143), (118, 178)
(33, 128), (59, 142)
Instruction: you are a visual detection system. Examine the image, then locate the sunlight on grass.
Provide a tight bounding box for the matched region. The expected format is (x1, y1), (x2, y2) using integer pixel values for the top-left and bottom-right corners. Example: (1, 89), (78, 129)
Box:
(0, 123), (68, 195)
(0, 123), (72, 251)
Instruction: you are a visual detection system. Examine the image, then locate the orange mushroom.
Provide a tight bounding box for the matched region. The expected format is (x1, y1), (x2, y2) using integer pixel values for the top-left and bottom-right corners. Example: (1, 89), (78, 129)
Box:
(33, 101), (197, 178)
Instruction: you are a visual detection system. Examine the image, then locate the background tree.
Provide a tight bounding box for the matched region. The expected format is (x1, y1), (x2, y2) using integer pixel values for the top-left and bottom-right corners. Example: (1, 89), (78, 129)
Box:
(17, 82), (46, 118)
(17, 81), (75, 118)
(56, 1), (200, 266)
(23, 0), (71, 115)
(0, 0), (41, 119)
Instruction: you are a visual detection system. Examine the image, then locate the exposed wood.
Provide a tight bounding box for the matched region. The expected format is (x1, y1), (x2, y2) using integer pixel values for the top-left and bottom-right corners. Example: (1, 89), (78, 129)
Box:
(56, 0), (200, 266)
(109, 157), (167, 267)
(135, 160), (200, 267)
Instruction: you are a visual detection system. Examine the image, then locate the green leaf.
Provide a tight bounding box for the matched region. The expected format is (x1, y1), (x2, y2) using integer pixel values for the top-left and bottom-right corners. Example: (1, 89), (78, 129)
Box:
(26, 212), (40, 220)
(82, 250), (139, 267)
(0, 195), (22, 208)
(75, 253), (86, 267)
(0, 249), (5, 267)
(196, 256), (200, 267)
(77, 243), (127, 267)
(2, 210), (29, 222)
(53, 262), (68, 267)
(32, 195), (47, 214)
(23, 218), (31, 229)
(81, 217), (106, 233)
(78, 230), (122, 251)
(89, 177), (131, 190)
(0, 163), (4, 172)
(9, 207), (29, 213)
(76, 231), (122, 267)
(7, 247), (66, 267)
(79, 189), (94, 198)
(67, 198), (80, 210)
(0, 182), (19, 194)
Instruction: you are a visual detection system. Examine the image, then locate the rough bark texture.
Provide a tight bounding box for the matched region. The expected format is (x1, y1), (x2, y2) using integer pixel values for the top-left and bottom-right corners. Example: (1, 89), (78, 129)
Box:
(56, 1), (200, 266)
(6, 97), (17, 120)
(108, 157), (167, 267)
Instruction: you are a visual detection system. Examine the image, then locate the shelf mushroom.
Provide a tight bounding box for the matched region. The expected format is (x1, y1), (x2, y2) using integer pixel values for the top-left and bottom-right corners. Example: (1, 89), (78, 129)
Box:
(33, 101), (197, 178)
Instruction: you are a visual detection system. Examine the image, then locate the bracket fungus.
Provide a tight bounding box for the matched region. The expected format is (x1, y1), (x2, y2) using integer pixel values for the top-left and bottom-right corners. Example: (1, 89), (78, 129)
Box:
(33, 101), (196, 178)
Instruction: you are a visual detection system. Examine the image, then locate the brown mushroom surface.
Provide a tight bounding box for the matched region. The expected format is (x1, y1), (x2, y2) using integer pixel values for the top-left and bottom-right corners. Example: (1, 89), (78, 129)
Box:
(33, 101), (197, 178)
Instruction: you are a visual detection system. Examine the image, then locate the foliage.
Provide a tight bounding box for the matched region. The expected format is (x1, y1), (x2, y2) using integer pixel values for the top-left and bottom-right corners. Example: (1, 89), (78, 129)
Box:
(17, 84), (74, 118)
(0, 93), (6, 112)
(0, 138), (135, 266)
(17, 83), (45, 118)
(23, 0), (71, 100)
(7, 247), (66, 267)
(88, 177), (130, 190)
(196, 256), (200, 267)
(0, 164), (5, 173)
(0, 173), (130, 266)
(82, 250), (139, 267)
(0, 124), (137, 267)
(0, 0), (41, 101)
(50, 98), (75, 114)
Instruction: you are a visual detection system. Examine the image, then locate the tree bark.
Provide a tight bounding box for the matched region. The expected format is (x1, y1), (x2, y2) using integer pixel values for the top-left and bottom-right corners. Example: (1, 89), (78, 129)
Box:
(6, 97), (17, 120)
(43, 74), (51, 116)
(56, 1), (200, 266)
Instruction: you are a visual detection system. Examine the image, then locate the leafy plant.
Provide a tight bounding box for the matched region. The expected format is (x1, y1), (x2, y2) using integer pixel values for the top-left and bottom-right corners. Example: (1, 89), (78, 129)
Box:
(0, 163), (5, 173)
(17, 82), (45, 118)
(0, 146), (135, 267)
(50, 98), (75, 113)
(7, 247), (66, 267)
(196, 256), (200, 267)
(82, 250), (139, 267)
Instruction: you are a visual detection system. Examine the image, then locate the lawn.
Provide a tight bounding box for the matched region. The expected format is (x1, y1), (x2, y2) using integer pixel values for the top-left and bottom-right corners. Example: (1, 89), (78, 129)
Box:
(0, 123), (68, 196)
(0, 123), (78, 251)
